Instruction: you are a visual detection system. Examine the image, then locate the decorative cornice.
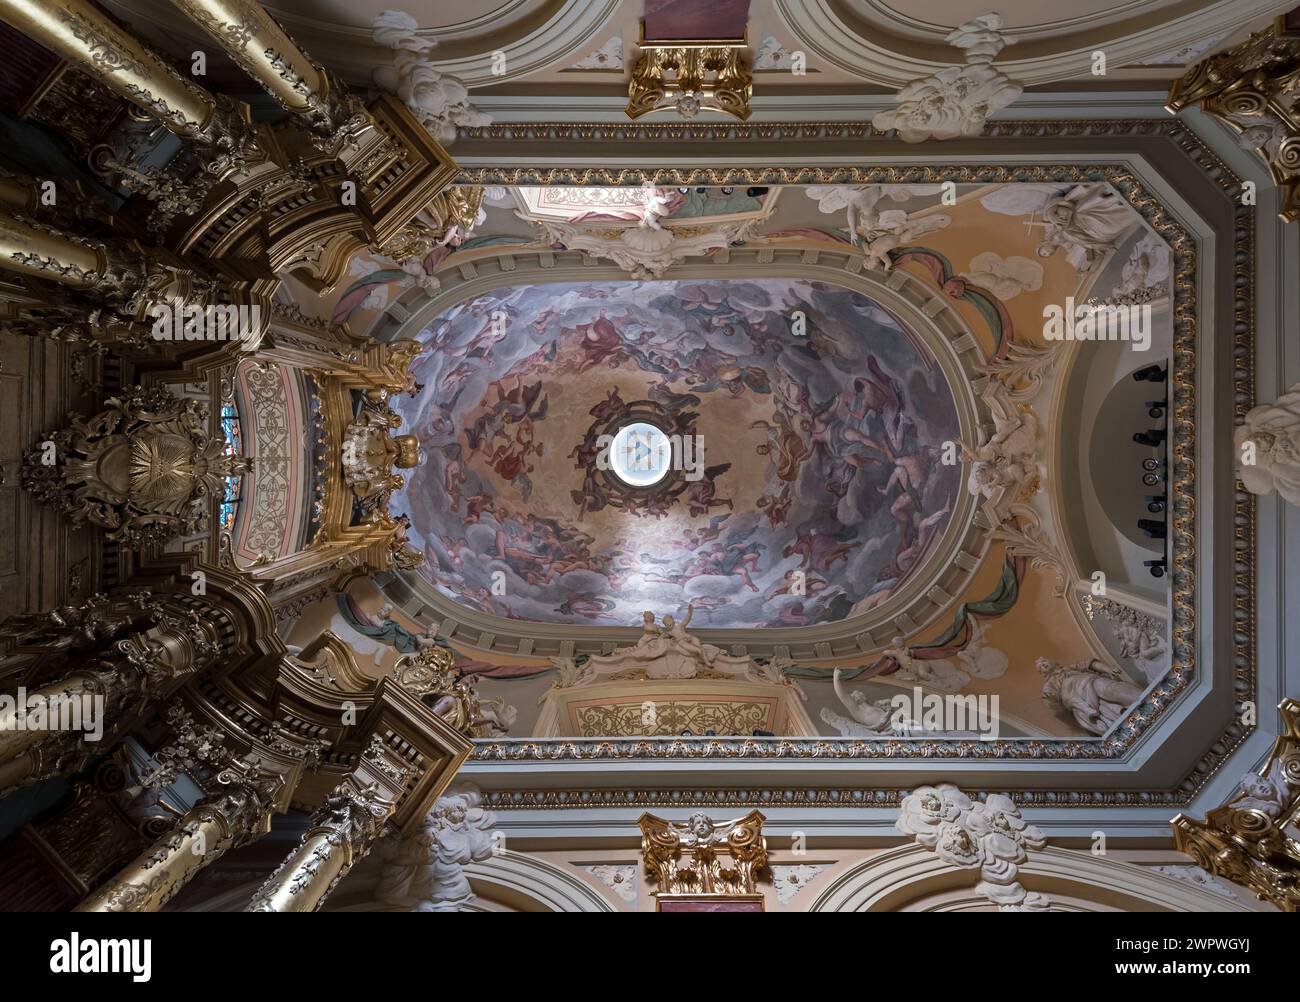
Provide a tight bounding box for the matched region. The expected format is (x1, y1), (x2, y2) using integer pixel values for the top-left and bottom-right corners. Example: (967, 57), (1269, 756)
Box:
(476, 784), (1190, 810)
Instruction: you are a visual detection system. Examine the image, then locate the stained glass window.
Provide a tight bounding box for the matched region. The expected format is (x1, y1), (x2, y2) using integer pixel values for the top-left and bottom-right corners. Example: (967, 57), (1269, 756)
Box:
(219, 401), (242, 533)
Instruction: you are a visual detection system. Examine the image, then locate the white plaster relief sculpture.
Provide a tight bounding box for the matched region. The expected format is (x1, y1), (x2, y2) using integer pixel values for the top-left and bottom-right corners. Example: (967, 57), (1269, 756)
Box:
(530, 212), (758, 280)
(871, 13), (1023, 143)
(1032, 184), (1141, 275)
(1150, 864), (1242, 898)
(756, 33), (796, 70)
(372, 10), (491, 145)
(1114, 232), (1172, 299)
(1230, 110), (1289, 161)
(545, 608), (806, 692)
(582, 864), (637, 903)
(978, 182), (1140, 276)
(1082, 594), (1169, 683)
(924, 618), (1009, 690)
(1037, 657), (1144, 736)
(374, 784), (498, 911)
(845, 620), (1007, 705)
(1227, 761), (1291, 819)
(986, 504), (1070, 598)
(770, 864), (827, 905)
(961, 380), (1041, 506)
(897, 783), (1049, 911)
(1234, 381), (1300, 506)
(821, 667), (912, 735)
(804, 184), (950, 269)
(882, 635), (954, 693)
(569, 37), (624, 71)
(975, 340), (1060, 404)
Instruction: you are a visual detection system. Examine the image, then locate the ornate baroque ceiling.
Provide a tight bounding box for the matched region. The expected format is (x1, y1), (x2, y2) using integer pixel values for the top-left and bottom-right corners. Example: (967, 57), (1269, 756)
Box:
(393, 274), (965, 629)
(1, 0), (1298, 919)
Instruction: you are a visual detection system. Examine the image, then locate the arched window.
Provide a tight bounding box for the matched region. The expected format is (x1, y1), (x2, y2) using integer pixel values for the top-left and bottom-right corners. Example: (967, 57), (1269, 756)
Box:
(219, 401), (243, 533)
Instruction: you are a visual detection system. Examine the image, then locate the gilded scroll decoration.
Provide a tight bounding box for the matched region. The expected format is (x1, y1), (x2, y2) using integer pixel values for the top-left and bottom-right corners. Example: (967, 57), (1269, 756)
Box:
(1167, 24), (1300, 221)
(1172, 699), (1300, 912)
(627, 33), (752, 122)
(20, 385), (251, 547)
(639, 810), (769, 896)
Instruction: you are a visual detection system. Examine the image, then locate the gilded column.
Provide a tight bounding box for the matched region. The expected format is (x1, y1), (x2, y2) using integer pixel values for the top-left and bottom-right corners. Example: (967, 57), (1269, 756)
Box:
(0, 207), (108, 290)
(246, 738), (412, 912)
(0, 212), (270, 350)
(0, 667), (118, 791)
(0, 597), (222, 795)
(0, 168), (39, 214)
(245, 778), (395, 912)
(166, 0), (362, 137)
(0, 0), (256, 167)
(74, 759), (280, 912)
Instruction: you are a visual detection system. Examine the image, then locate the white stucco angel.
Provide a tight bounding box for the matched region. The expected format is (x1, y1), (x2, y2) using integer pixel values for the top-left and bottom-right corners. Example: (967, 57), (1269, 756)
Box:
(1037, 657), (1144, 736)
(1228, 761), (1290, 819)
(1234, 381), (1300, 506)
(374, 785), (498, 911)
(639, 183), (673, 230)
(961, 386), (1041, 502)
(820, 668), (907, 736)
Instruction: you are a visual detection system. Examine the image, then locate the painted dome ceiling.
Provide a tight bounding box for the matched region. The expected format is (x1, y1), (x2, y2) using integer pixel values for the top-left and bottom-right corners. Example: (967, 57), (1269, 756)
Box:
(391, 277), (964, 628)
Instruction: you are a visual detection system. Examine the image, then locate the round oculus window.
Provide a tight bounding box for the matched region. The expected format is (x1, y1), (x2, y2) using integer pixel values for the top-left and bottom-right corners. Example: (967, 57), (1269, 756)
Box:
(608, 421), (672, 488)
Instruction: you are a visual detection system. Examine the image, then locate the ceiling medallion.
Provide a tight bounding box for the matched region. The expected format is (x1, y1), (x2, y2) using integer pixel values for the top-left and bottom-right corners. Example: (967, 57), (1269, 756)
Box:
(626, 26), (753, 122)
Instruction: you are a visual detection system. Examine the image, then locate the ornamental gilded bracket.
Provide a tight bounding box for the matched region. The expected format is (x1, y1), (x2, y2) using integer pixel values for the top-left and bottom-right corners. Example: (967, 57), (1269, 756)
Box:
(1167, 24), (1300, 222)
(626, 26), (752, 121)
(1172, 699), (1300, 912)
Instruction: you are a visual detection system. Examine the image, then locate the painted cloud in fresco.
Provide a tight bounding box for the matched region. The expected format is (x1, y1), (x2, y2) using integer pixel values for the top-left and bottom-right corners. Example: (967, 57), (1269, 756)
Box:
(389, 278), (962, 629)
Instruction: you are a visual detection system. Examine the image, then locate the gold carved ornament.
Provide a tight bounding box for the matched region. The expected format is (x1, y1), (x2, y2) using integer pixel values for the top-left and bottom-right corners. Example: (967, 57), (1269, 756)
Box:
(20, 385), (251, 548)
(391, 644), (484, 737)
(627, 27), (752, 122)
(639, 810), (768, 896)
(1171, 699), (1300, 912)
(1167, 25), (1300, 222)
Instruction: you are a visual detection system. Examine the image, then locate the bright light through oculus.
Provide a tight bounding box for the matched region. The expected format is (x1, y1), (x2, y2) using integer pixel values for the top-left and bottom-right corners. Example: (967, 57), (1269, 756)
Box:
(610, 422), (671, 487)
